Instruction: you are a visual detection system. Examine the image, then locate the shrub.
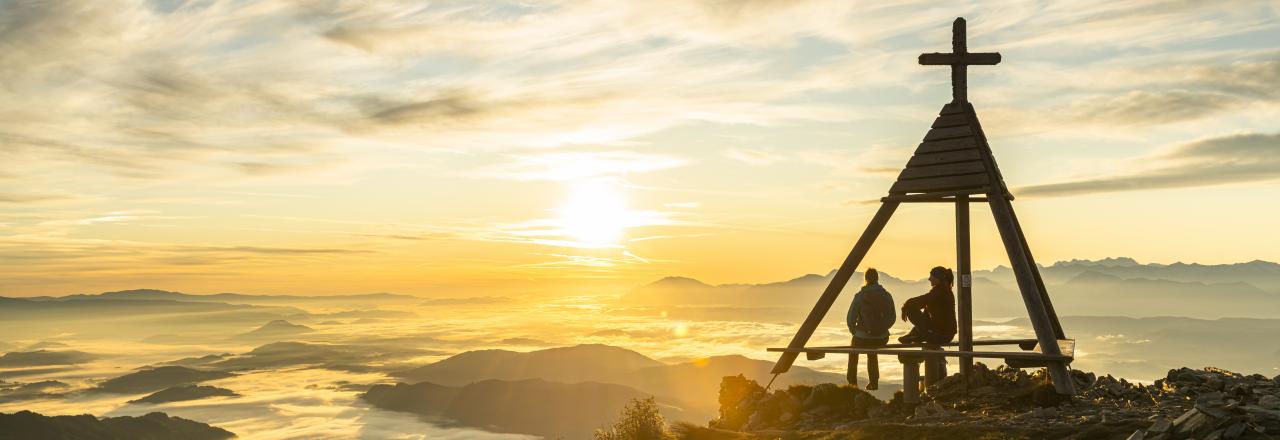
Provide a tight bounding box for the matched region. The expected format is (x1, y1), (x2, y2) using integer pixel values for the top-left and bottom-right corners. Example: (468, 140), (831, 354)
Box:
(594, 397), (674, 440)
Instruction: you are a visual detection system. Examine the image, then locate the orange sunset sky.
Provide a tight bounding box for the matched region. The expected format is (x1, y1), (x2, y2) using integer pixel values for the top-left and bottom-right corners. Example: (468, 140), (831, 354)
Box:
(2, 1), (1278, 296)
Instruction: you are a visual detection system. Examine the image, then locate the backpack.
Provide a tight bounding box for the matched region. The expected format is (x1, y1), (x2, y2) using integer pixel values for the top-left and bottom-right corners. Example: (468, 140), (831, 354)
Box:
(856, 288), (894, 335)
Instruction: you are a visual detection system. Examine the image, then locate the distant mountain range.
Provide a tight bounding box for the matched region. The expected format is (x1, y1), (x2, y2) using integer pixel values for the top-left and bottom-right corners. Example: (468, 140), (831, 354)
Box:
(388, 343), (882, 429)
(23, 289), (418, 305)
(622, 258), (1280, 319)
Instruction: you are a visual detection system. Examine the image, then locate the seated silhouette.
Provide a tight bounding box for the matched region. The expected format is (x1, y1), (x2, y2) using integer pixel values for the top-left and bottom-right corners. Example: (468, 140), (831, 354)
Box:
(846, 268), (895, 390)
(898, 266), (957, 345)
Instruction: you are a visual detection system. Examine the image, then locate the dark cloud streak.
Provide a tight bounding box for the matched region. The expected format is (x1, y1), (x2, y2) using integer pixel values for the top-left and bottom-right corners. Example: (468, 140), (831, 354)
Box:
(1019, 133), (1280, 198)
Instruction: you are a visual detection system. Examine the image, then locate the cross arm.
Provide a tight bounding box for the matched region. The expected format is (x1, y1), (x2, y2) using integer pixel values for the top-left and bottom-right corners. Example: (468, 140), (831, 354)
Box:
(919, 52), (1001, 66)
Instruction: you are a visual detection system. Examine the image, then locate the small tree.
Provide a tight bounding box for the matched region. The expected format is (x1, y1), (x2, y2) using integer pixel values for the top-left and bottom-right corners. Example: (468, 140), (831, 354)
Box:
(594, 397), (674, 440)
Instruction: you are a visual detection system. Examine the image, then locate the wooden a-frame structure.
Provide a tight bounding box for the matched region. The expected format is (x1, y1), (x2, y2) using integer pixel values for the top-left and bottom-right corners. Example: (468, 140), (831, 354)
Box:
(767, 17), (1076, 396)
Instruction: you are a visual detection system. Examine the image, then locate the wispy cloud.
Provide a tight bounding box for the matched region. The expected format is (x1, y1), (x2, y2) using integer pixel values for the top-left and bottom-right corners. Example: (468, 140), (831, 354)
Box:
(475, 151), (689, 181)
(724, 148), (784, 166)
(1019, 132), (1280, 198)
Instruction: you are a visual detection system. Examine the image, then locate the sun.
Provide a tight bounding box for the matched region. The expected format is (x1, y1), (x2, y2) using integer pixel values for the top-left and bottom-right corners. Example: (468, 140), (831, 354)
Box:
(558, 180), (631, 248)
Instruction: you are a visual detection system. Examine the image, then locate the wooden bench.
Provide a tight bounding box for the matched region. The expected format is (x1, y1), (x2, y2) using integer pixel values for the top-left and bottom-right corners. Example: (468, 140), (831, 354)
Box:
(768, 338), (1075, 403)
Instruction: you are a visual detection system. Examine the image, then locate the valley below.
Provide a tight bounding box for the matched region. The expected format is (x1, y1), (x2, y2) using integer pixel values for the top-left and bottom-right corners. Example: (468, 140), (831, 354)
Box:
(2, 258), (1279, 439)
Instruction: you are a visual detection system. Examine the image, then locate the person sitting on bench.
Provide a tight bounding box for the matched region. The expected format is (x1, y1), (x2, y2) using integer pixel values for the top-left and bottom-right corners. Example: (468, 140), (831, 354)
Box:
(898, 266), (957, 345)
(846, 268), (895, 390)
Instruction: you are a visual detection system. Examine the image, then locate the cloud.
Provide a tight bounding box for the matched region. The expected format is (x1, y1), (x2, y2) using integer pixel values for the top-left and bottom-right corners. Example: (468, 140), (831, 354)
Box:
(724, 148), (783, 166)
(1055, 57), (1280, 127)
(191, 246), (372, 256)
(1065, 90), (1243, 126)
(1018, 132), (1280, 197)
(476, 151), (689, 181)
(0, 192), (74, 204)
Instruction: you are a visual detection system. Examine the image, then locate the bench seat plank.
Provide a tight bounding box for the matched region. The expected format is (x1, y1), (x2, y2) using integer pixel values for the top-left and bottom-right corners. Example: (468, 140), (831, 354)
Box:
(768, 339), (1076, 362)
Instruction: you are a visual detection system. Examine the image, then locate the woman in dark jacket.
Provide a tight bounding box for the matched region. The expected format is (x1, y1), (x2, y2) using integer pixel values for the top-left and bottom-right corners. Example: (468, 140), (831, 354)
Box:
(898, 266), (957, 345)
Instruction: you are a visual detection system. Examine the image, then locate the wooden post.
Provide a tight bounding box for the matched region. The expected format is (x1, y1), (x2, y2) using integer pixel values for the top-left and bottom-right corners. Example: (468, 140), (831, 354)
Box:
(902, 357), (922, 404)
(771, 202), (900, 374)
(988, 196), (1076, 395)
(956, 194), (973, 381)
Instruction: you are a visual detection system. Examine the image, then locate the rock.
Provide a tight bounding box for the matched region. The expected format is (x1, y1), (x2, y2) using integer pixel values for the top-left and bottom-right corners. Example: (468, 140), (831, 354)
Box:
(914, 402), (941, 418)
(1272, 374), (1280, 386)
(1223, 422), (1247, 439)
(1206, 376), (1225, 391)
(1173, 408), (1213, 435)
(1198, 391), (1226, 405)
(1126, 429), (1145, 440)
(1147, 417), (1172, 434)
(1197, 403), (1229, 420)
(1030, 406), (1058, 418)
(1259, 395), (1280, 410)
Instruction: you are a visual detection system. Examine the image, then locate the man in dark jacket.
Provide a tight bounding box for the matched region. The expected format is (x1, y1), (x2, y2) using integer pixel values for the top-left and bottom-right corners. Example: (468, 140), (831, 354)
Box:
(847, 268), (894, 390)
(898, 266), (957, 345)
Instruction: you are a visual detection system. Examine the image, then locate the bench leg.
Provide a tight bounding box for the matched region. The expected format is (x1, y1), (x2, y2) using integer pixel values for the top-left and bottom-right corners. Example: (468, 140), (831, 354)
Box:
(925, 356), (948, 387)
(902, 360), (921, 404)
(923, 345), (946, 387)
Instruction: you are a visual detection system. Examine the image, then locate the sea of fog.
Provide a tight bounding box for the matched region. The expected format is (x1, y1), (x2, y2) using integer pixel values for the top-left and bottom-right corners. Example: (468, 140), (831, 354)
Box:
(1, 293), (1276, 438)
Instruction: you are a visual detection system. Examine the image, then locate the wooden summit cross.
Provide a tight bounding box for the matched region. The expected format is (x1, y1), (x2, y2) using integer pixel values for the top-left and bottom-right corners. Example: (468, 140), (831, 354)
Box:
(767, 17), (1077, 397)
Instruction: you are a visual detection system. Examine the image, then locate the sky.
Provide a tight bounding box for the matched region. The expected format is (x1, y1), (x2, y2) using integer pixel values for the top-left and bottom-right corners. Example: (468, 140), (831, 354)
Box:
(1, 0), (1278, 297)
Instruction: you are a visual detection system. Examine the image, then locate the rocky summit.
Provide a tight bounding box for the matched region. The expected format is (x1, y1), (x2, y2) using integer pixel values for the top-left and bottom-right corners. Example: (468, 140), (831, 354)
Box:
(691, 364), (1280, 439)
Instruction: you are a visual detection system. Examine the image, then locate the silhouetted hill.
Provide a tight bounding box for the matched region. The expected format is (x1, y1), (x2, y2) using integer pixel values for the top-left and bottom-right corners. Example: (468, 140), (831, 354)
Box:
(419, 296), (513, 306)
(0, 350), (95, 367)
(0, 296), (268, 318)
(395, 344), (663, 385)
(0, 380), (70, 403)
(129, 385), (239, 404)
(47, 289), (416, 305)
(623, 258), (1280, 319)
(95, 366), (234, 394)
(0, 410), (234, 440)
(623, 270), (921, 308)
(210, 341), (432, 372)
(234, 320), (313, 339)
(362, 378), (672, 440)
(360, 381), (460, 415)
(394, 344), (879, 422)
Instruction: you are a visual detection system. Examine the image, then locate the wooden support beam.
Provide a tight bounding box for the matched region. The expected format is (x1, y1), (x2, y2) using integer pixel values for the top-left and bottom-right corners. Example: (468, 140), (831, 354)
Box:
(889, 172), (989, 194)
(881, 189), (986, 203)
(930, 114), (969, 129)
(770, 201), (900, 374)
(898, 160), (987, 180)
(922, 125), (974, 141)
(915, 137), (979, 154)
(956, 195), (974, 381)
(906, 148), (981, 167)
(988, 196), (1076, 395)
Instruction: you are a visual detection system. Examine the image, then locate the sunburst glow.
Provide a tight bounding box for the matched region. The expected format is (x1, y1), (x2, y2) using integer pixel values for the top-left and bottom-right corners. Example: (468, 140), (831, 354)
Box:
(557, 180), (633, 248)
